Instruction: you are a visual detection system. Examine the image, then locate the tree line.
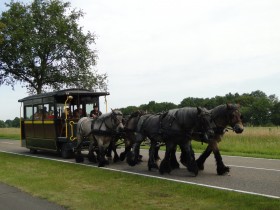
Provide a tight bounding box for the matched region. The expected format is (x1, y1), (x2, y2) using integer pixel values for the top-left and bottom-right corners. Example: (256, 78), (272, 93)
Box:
(0, 117), (20, 128)
(1, 90), (279, 127)
(120, 90), (280, 126)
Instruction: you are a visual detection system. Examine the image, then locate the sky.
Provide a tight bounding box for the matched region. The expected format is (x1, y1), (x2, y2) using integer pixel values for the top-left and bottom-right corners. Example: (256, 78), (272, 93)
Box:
(1, 0), (280, 121)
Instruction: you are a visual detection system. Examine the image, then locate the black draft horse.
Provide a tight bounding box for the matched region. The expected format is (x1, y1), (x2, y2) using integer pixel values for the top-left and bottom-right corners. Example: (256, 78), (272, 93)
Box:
(127, 107), (214, 176)
(170, 103), (244, 175)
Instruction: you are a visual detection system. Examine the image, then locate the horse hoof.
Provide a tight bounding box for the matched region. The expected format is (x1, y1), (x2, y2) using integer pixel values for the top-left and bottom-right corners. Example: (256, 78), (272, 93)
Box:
(148, 162), (159, 171)
(119, 152), (126, 161)
(159, 159), (171, 174)
(113, 155), (120, 163)
(88, 154), (97, 163)
(217, 166), (230, 175)
(106, 156), (112, 161)
(187, 162), (199, 176)
(98, 163), (105, 167)
(170, 161), (180, 170)
(126, 152), (137, 166)
(196, 160), (204, 170)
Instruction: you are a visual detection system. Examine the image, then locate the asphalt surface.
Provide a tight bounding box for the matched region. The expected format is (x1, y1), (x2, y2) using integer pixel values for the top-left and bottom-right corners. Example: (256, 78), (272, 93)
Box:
(0, 183), (66, 210)
(0, 139), (279, 209)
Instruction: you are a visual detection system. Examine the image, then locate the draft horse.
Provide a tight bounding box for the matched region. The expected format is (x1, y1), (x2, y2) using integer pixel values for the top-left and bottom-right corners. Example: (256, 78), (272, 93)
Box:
(74, 110), (124, 167)
(157, 107), (214, 176)
(195, 103), (244, 175)
(127, 107), (214, 176)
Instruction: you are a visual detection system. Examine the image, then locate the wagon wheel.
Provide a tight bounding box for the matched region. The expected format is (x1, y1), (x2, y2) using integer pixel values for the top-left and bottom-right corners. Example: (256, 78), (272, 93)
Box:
(29, 149), (37, 154)
(61, 143), (74, 159)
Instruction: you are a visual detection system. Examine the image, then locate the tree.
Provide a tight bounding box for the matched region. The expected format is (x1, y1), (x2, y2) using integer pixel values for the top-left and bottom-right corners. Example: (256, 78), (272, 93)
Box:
(0, 0), (107, 94)
(271, 102), (280, 125)
(11, 117), (20, 127)
(0, 120), (6, 128)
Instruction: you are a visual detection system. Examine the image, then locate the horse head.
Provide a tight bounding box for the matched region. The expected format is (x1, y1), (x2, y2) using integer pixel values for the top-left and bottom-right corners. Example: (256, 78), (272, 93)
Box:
(111, 109), (124, 132)
(226, 103), (244, 134)
(124, 110), (145, 131)
(196, 107), (215, 141)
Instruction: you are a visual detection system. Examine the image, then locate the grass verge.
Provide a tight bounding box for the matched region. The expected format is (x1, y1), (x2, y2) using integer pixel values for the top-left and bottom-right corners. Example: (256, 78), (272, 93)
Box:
(0, 152), (279, 210)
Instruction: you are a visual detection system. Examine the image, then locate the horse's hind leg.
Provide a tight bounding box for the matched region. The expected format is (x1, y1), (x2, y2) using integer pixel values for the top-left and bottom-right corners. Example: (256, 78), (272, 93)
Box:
(75, 135), (84, 163)
(88, 141), (97, 163)
(181, 140), (198, 176)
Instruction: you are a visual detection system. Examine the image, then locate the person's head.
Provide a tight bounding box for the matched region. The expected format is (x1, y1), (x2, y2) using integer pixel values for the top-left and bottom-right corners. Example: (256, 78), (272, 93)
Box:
(94, 105), (98, 110)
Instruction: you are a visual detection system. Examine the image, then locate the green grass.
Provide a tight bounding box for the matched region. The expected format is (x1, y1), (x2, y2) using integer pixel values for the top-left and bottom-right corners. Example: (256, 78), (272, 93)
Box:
(0, 152), (279, 210)
(1, 127), (280, 159)
(0, 128), (20, 140)
(192, 126), (280, 159)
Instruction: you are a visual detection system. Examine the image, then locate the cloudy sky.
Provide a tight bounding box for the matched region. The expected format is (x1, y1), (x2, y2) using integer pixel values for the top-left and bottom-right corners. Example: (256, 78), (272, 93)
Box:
(1, 0), (280, 121)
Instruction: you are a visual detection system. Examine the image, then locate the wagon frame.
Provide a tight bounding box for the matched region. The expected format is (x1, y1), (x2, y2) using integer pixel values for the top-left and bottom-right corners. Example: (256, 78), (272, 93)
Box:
(18, 88), (109, 158)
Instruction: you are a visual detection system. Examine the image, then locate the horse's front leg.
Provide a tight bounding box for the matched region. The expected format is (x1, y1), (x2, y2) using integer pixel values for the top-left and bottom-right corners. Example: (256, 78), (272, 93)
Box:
(181, 140), (198, 176)
(196, 144), (212, 170)
(107, 138), (120, 163)
(120, 133), (135, 161)
(212, 141), (230, 175)
(159, 140), (175, 174)
(126, 134), (143, 166)
(98, 145), (109, 167)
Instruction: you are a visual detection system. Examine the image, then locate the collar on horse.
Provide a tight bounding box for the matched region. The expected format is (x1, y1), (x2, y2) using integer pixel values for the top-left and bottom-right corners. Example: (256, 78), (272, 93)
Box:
(91, 112), (122, 136)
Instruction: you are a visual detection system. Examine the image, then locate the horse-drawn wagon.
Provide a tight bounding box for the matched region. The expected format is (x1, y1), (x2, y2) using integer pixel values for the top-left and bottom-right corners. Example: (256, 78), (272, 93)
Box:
(18, 88), (109, 158)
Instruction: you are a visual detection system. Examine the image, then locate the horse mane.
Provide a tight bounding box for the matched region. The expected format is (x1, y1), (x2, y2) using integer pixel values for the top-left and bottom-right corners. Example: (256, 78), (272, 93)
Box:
(210, 103), (240, 127)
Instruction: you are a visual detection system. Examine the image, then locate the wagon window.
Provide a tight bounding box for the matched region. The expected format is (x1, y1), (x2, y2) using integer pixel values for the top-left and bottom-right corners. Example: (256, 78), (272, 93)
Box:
(56, 104), (65, 118)
(44, 104), (55, 120)
(25, 106), (33, 120)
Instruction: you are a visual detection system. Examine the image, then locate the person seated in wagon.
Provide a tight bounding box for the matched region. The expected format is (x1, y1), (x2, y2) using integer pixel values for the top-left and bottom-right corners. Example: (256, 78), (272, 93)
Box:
(90, 104), (102, 119)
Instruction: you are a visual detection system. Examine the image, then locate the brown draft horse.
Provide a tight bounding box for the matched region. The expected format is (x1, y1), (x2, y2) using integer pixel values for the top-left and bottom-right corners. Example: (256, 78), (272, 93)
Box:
(172, 103), (244, 175)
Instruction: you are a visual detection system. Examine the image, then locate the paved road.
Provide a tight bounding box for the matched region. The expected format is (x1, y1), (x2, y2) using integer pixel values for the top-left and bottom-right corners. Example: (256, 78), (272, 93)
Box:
(0, 183), (66, 210)
(0, 139), (280, 200)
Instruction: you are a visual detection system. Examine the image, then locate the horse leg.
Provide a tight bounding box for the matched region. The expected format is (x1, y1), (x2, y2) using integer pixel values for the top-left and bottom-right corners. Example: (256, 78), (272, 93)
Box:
(148, 139), (159, 171)
(170, 145), (180, 169)
(126, 142), (141, 166)
(98, 145), (109, 167)
(159, 141), (175, 174)
(181, 140), (198, 176)
(212, 141), (230, 175)
(112, 140), (120, 163)
(154, 143), (161, 162)
(106, 139), (120, 163)
(88, 140), (97, 163)
(75, 135), (84, 163)
(120, 135), (132, 161)
(126, 134), (143, 166)
(196, 144), (212, 170)
(105, 140), (114, 161)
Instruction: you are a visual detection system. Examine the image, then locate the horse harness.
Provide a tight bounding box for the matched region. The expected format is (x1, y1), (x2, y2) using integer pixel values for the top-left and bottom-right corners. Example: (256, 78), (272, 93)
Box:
(90, 112), (123, 136)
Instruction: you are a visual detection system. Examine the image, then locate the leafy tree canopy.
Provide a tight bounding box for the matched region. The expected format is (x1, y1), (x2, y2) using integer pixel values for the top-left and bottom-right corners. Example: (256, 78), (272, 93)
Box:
(0, 0), (107, 94)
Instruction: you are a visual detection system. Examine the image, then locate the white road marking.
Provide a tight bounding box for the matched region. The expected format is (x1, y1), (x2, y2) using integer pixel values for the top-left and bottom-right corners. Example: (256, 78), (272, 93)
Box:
(1, 142), (15, 145)
(0, 150), (279, 199)
(228, 164), (280, 172)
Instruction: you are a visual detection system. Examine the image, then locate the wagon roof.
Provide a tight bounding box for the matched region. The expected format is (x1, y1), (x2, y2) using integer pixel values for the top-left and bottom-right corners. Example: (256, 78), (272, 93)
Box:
(18, 88), (110, 102)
